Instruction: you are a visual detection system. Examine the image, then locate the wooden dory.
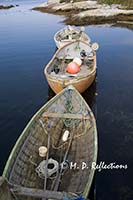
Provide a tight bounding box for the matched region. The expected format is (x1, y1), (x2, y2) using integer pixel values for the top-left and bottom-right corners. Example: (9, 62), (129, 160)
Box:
(54, 25), (90, 48)
(45, 40), (97, 94)
(3, 85), (97, 200)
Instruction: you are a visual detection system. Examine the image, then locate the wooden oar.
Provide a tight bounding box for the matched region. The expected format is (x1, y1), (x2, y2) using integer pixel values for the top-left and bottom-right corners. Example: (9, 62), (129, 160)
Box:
(51, 129), (74, 191)
(43, 133), (50, 200)
(39, 119), (50, 200)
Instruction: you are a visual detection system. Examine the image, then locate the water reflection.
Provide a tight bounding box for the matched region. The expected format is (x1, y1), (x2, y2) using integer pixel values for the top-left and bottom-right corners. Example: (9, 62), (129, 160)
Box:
(0, 1), (133, 200)
(113, 23), (133, 31)
(47, 86), (56, 100)
(83, 80), (97, 110)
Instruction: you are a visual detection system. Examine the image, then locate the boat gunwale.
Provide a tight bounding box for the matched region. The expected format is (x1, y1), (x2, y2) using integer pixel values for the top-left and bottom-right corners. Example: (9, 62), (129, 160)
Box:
(3, 85), (97, 199)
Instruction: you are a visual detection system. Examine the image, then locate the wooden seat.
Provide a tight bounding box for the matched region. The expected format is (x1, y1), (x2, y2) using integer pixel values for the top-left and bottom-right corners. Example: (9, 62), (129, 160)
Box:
(42, 112), (89, 120)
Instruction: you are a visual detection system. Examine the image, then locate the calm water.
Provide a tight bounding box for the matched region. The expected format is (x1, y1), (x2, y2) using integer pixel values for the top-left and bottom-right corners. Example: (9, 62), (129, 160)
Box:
(0, 1), (133, 199)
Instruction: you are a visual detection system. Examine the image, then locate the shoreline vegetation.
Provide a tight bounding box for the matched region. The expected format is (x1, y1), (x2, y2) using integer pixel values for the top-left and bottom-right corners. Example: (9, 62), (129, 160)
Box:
(33, 0), (133, 26)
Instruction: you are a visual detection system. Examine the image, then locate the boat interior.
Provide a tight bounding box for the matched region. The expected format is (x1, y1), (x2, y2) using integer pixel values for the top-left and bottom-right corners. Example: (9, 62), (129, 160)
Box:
(56, 30), (89, 42)
(4, 88), (96, 200)
(47, 41), (95, 79)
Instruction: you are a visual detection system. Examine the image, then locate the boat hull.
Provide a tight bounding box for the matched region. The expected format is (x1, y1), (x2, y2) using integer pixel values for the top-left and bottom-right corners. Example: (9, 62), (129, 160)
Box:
(46, 71), (96, 94)
(45, 45), (97, 94)
(3, 86), (98, 200)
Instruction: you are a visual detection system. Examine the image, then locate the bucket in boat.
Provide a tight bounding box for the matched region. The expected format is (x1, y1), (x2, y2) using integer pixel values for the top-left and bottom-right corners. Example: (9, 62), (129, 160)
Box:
(39, 146), (48, 157)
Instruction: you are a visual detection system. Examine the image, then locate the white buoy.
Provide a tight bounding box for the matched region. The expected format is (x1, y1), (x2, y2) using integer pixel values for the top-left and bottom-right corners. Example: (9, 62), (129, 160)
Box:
(39, 146), (48, 157)
(92, 43), (99, 51)
(62, 130), (70, 142)
(80, 26), (85, 32)
(73, 57), (82, 66)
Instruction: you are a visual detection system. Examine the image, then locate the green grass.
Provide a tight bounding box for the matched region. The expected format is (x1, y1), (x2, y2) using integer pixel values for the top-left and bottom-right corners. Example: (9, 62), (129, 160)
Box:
(98, 0), (133, 9)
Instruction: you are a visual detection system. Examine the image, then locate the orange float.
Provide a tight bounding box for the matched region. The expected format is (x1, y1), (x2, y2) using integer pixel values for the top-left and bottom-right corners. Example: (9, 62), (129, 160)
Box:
(66, 62), (80, 74)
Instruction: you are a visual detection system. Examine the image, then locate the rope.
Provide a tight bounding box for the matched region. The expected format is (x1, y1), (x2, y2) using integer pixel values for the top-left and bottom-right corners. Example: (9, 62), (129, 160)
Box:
(39, 116), (92, 150)
(29, 156), (37, 166)
(39, 88), (92, 150)
(63, 118), (74, 127)
(51, 122), (92, 149)
(62, 89), (86, 128)
(63, 193), (84, 200)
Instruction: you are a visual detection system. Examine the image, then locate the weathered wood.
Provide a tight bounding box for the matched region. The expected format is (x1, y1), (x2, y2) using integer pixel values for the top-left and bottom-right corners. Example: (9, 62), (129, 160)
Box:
(43, 112), (89, 119)
(0, 177), (12, 200)
(3, 85), (98, 200)
(11, 186), (67, 199)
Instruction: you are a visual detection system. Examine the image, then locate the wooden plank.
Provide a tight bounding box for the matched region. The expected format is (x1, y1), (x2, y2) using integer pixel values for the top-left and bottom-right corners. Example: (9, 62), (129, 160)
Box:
(11, 186), (71, 200)
(43, 112), (89, 120)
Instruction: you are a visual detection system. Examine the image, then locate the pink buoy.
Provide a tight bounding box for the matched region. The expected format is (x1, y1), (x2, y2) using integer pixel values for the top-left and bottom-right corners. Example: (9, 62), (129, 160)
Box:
(66, 62), (80, 74)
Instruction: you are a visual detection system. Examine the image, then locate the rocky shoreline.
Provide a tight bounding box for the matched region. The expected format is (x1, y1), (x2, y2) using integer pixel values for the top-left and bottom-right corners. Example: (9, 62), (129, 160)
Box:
(0, 5), (15, 9)
(33, 1), (133, 26)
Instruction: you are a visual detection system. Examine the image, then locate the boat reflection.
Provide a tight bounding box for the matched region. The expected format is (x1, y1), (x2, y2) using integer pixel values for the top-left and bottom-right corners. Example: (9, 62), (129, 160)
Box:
(82, 79), (97, 110)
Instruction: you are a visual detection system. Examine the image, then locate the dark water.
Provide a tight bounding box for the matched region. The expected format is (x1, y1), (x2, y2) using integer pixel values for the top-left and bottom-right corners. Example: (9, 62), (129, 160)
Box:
(0, 1), (133, 199)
